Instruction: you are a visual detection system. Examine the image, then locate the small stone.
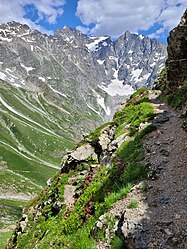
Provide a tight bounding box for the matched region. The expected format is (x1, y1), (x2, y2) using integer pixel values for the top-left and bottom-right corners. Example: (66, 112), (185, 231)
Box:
(171, 237), (178, 244)
(135, 236), (147, 248)
(47, 177), (53, 186)
(157, 220), (173, 225)
(153, 111), (170, 123)
(155, 141), (161, 145)
(175, 214), (181, 219)
(160, 196), (170, 204)
(96, 221), (103, 229)
(163, 228), (174, 236)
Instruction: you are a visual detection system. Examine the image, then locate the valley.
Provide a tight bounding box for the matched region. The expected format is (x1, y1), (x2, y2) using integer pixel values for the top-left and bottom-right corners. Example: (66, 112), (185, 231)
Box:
(0, 21), (167, 247)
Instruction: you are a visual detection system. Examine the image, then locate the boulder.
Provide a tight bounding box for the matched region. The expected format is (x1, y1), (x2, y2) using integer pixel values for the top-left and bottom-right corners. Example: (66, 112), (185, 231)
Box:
(71, 143), (97, 161)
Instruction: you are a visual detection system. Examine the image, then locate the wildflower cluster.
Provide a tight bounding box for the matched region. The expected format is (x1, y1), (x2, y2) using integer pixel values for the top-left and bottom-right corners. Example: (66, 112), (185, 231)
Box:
(114, 161), (127, 174)
(62, 203), (72, 218)
(81, 201), (94, 220)
(79, 170), (96, 190)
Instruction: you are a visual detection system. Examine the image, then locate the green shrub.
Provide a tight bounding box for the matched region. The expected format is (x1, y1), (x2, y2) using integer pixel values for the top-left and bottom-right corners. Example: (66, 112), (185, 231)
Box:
(128, 199), (138, 209)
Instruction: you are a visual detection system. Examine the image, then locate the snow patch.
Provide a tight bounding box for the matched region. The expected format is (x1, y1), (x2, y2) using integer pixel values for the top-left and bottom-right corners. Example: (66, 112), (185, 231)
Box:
(101, 69), (134, 97)
(5, 68), (14, 73)
(12, 83), (22, 88)
(131, 68), (142, 82)
(139, 34), (144, 40)
(86, 36), (108, 52)
(102, 41), (108, 46)
(97, 95), (111, 115)
(30, 45), (33, 51)
(17, 30), (30, 38)
(141, 73), (150, 81)
(92, 89), (111, 115)
(97, 59), (105, 65)
(0, 36), (12, 42)
(65, 37), (70, 42)
(159, 56), (166, 60)
(101, 80), (134, 97)
(38, 77), (46, 82)
(150, 62), (156, 67)
(21, 63), (35, 74)
(48, 85), (68, 98)
(0, 71), (7, 80)
(124, 64), (130, 69)
(86, 103), (100, 115)
(108, 56), (118, 61)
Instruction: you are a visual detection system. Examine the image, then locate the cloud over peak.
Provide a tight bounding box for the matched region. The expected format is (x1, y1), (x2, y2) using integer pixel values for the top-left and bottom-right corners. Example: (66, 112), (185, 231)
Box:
(76, 0), (186, 39)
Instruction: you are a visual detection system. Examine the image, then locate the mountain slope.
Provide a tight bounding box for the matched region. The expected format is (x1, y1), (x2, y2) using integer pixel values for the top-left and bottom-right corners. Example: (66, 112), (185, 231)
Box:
(0, 79), (102, 240)
(7, 88), (158, 249)
(0, 21), (167, 117)
(5, 9), (187, 249)
(0, 21), (167, 245)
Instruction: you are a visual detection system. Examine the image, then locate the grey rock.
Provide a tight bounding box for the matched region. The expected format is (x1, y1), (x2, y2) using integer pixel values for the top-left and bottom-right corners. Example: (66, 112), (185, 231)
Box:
(71, 144), (97, 161)
(153, 111), (170, 123)
(110, 133), (127, 148)
(19, 214), (28, 232)
(135, 236), (147, 248)
(47, 178), (54, 187)
(100, 155), (111, 167)
(182, 120), (187, 132)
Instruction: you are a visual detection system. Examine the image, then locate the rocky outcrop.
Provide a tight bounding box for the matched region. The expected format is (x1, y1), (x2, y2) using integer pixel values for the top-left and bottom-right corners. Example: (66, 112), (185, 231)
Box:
(166, 9), (187, 90)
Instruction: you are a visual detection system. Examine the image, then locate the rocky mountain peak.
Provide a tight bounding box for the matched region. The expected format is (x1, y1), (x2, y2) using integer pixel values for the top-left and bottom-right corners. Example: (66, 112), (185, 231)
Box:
(54, 25), (86, 40)
(0, 21), (167, 120)
(166, 9), (187, 90)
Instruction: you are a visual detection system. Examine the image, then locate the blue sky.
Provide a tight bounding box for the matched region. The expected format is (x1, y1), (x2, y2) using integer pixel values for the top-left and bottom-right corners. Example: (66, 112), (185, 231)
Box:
(0, 0), (186, 44)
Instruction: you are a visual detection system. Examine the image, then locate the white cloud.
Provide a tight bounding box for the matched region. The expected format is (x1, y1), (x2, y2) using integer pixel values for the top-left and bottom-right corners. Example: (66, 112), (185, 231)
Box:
(76, 0), (187, 38)
(0, 0), (66, 33)
(76, 25), (90, 35)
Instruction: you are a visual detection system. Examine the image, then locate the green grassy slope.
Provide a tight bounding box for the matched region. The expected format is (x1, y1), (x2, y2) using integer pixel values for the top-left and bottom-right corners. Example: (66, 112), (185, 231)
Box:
(7, 89), (156, 249)
(0, 79), (102, 243)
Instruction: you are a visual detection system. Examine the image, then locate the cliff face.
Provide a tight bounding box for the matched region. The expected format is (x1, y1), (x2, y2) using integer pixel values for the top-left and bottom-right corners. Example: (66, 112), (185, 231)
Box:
(166, 9), (187, 90)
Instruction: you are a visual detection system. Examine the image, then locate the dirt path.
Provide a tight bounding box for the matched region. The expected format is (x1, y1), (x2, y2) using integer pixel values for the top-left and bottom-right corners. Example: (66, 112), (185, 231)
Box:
(141, 102), (187, 249)
(110, 99), (187, 249)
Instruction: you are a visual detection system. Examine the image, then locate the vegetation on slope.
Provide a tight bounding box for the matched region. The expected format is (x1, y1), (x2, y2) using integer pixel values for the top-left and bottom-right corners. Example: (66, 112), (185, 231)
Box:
(154, 68), (187, 112)
(0, 79), (103, 243)
(7, 89), (157, 249)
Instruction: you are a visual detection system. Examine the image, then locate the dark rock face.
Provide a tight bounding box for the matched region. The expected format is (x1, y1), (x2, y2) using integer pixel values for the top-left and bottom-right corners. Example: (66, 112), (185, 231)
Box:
(166, 9), (187, 89)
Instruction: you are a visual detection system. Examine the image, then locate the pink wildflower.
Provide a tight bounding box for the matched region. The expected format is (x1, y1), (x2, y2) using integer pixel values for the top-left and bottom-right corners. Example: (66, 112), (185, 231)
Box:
(87, 209), (91, 213)
(116, 161), (122, 165)
(86, 213), (90, 218)
(89, 201), (93, 206)
(67, 205), (71, 211)
(102, 177), (105, 181)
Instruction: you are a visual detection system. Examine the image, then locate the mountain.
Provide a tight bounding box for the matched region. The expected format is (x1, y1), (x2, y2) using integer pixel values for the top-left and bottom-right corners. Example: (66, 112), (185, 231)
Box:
(0, 21), (167, 245)
(5, 9), (187, 249)
(0, 21), (167, 117)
